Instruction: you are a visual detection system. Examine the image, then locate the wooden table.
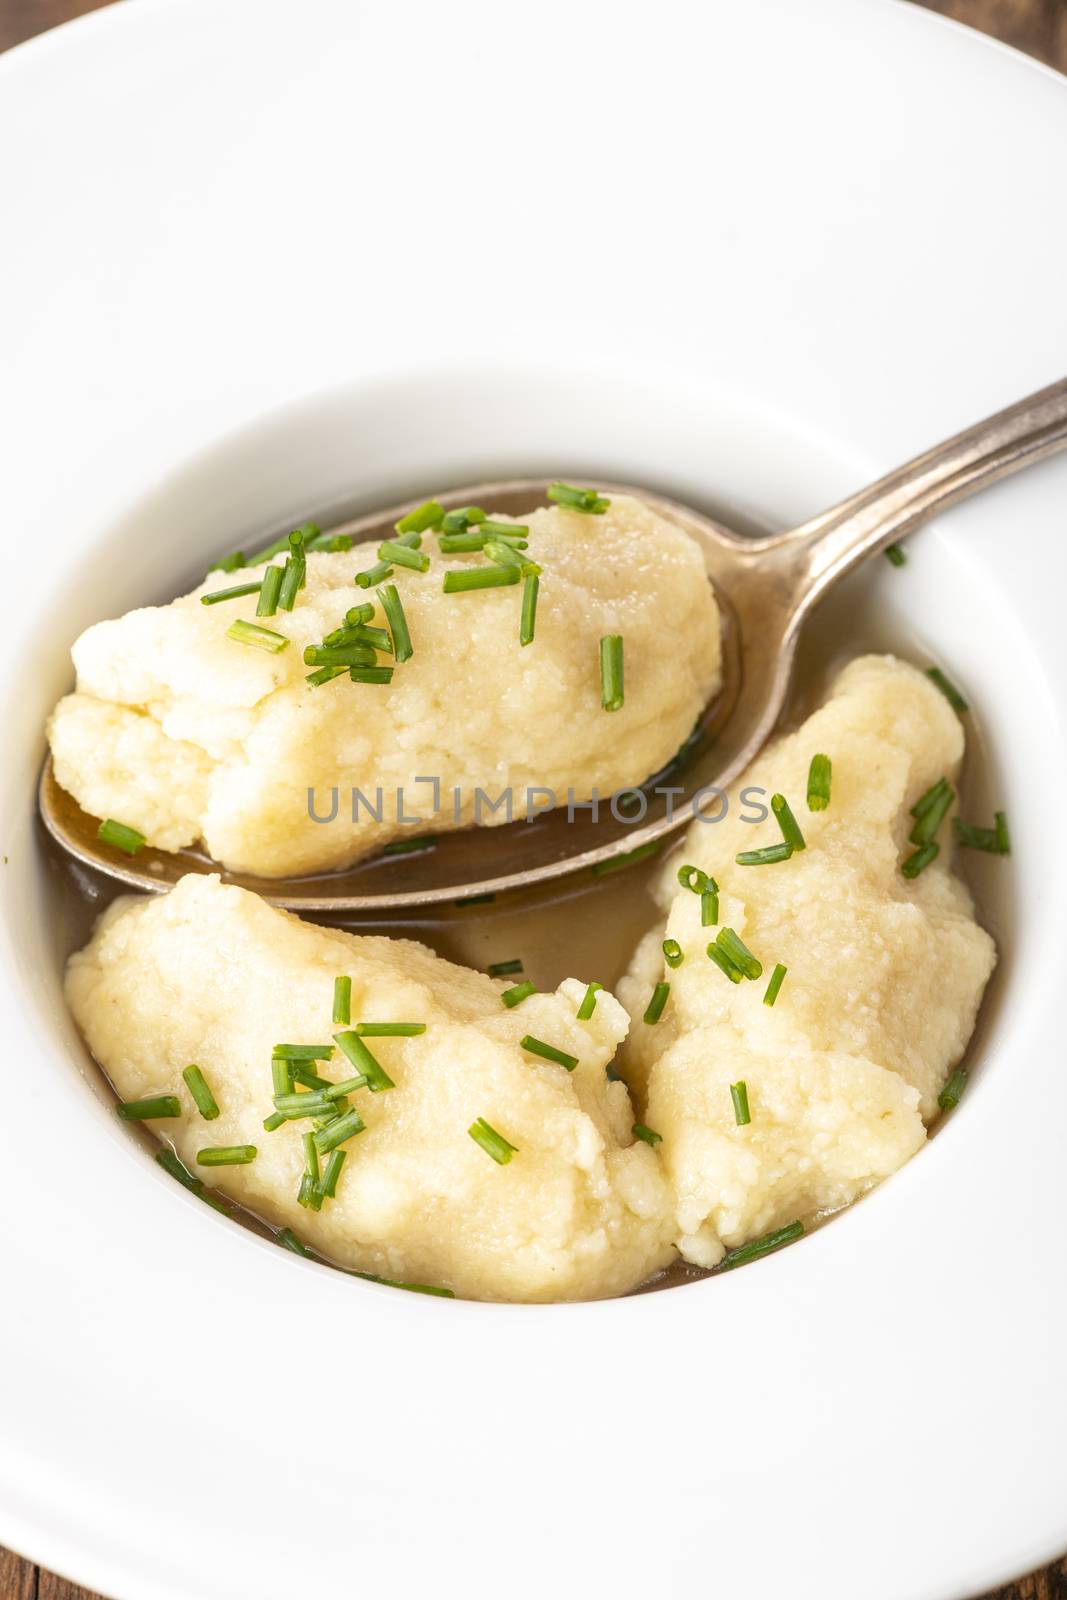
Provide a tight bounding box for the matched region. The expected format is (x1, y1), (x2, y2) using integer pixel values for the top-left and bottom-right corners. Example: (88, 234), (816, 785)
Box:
(1, 0), (1064, 1595)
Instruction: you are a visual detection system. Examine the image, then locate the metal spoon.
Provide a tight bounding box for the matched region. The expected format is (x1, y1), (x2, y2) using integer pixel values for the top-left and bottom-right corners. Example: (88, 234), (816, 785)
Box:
(40, 376), (1067, 911)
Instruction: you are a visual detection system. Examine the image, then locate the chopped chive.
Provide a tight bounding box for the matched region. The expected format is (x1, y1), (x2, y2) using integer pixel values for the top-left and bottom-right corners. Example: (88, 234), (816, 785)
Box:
(501, 980), (537, 1009)
(547, 481), (610, 514)
(716, 927), (762, 980)
(256, 564), (284, 616)
(949, 819), (999, 853)
(325, 1074), (367, 1097)
(304, 644), (378, 668)
(717, 1220), (804, 1271)
(263, 1111), (286, 1132)
(520, 1035), (578, 1071)
(884, 543), (906, 567)
(380, 833), (435, 856)
(355, 559), (394, 589)
(354, 1022), (427, 1036)
(201, 581), (262, 606)
(519, 573), (539, 646)
(736, 842), (794, 866)
(441, 506), (487, 533)
(576, 981), (602, 1020)
(995, 811), (1011, 854)
(469, 1117), (517, 1164)
(97, 818), (146, 856)
(117, 1094), (182, 1120)
(346, 603), (375, 626)
(347, 1270), (455, 1297)
(277, 553), (305, 611)
(902, 841), (940, 879)
(226, 619), (289, 653)
(302, 1129), (320, 1185)
(763, 963), (787, 1006)
(938, 1067), (969, 1110)
(438, 532), (493, 553)
(271, 1057), (292, 1098)
(599, 635), (624, 712)
(304, 531), (353, 553)
(909, 779), (954, 846)
(349, 666), (394, 684)
(910, 776), (952, 820)
(291, 1064), (334, 1092)
(378, 540), (430, 573)
(306, 665), (348, 687)
(483, 539), (527, 570)
(590, 839), (662, 876)
(334, 1031), (395, 1091)
(155, 1149), (229, 1213)
(312, 1108), (366, 1154)
(677, 864), (709, 894)
(479, 520), (529, 539)
(196, 1145), (257, 1166)
(272, 1045), (335, 1061)
(323, 623), (392, 651)
(298, 1173), (323, 1211)
(245, 521), (320, 566)
(632, 1123), (662, 1146)
(662, 938), (684, 969)
(272, 1091), (336, 1118)
(277, 1227), (314, 1256)
(318, 1147), (347, 1201)
(807, 753), (832, 812)
(182, 1065), (219, 1121)
(730, 1080), (751, 1126)
(377, 582), (413, 663)
(701, 885), (720, 927)
(333, 976), (352, 1026)
(210, 550), (247, 574)
(396, 499), (445, 535)
(443, 566), (521, 592)
(926, 666), (968, 713)
(771, 793), (806, 852)
(643, 981), (670, 1024)
(488, 959), (523, 978)
(706, 942), (743, 983)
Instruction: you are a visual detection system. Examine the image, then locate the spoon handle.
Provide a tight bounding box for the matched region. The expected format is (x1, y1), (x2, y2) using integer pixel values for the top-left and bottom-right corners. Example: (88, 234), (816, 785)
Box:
(770, 375), (1067, 610)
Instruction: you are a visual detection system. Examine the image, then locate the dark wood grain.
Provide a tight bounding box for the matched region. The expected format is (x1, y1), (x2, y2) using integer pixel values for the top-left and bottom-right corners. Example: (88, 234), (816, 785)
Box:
(0, 0), (1063, 1596)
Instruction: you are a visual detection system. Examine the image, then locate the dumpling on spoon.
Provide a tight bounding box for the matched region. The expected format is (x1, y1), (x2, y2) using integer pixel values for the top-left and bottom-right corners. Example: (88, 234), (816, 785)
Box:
(617, 655), (996, 1268)
(47, 494), (721, 877)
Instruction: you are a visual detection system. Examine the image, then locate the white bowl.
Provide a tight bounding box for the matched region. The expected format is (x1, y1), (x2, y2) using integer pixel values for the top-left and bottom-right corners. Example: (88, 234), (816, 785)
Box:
(1, 4), (1066, 1598)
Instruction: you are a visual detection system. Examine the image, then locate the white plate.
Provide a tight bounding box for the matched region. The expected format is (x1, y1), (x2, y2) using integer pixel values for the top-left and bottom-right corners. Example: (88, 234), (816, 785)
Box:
(1, 2), (1066, 1597)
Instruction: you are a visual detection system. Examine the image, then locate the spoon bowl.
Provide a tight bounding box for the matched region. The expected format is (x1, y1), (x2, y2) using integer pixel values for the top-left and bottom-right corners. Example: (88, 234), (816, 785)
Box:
(39, 377), (1067, 910)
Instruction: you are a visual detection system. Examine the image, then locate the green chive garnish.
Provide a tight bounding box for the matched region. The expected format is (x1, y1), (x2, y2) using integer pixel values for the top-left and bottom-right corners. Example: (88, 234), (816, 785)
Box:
(926, 667), (968, 713)
(501, 980), (537, 1009)
(226, 619), (288, 653)
(271, 1057), (293, 1097)
(201, 581), (262, 606)
(643, 981), (670, 1024)
(291, 1063), (334, 1091)
(632, 1123), (662, 1146)
(763, 963), (787, 1006)
(210, 550), (247, 574)
(701, 884), (720, 926)
(256, 564), (284, 616)
(599, 635), (624, 712)
(333, 976), (352, 1026)
(272, 1091), (336, 1118)
(483, 539), (527, 571)
(771, 793), (806, 851)
(468, 1118), (517, 1164)
(334, 1031), (395, 1091)
(346, 603), (375, 626)
(395, 499), (445, 535)
(155, 1149), (228, 1213)
(716, 928), (762, 980)
(348, 666), (394, 684)
(377, 582), (413, 662)
(717, 1220), (804, 1271)
(441, 506), (487, 533)
(995, 811), (1011, 854)
(807, 753), (832, 811)
(97, 818), (146, 855)
(323, 623), (391, 651)
(662, 938), (684, 969)
(736, 843), (794, 866)
(909, 779), (954, 846)
(438, 532), (494, 553)
(910, 776), (951, 820)
(272, 1045), (335, 1061)
(312, 1109), (366, 1155)
(306, 665), (348, 687)
(442, 566), (520, 592)
(117, 1094), (181, 1120)
(547, 481), (610, 514)
(246, 521), (320, 566)
(902, 841), (940, 878)
(677, 864), (709, 894)
(576, 981), (602, 1020)
(479, 521), (529, 539)
(182, 1065), (219, 1121)
(319, 1147), (347, 1199)
(325, 1075), (367, 1098)
(277, 553), (305, 612)
(706, 943), (743, 983)
(488, 959), (523, 978)
(884, 543), (906, 567)
(302, 1130), (320, 1185)
(355, 559), (394, 589)
(197, 1145), (257, 1166)
(378, 540), (430, 573)
(521, 1035), (578, 1071)
(380, 833), (435, 856)
(730, 1080), (751, 1125)
(304, 531), (353, 553)
(938, 1068), (968, 1110)
(590, 840), (662, 875)
(263, 1111), (286, 1132)
(354, 1022), (427, 1036)
(277, 1227), (314, 1256)
(303, 644), (378, 668)
(951, 815), (1009, 854)
(520, 572), (539, 646)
